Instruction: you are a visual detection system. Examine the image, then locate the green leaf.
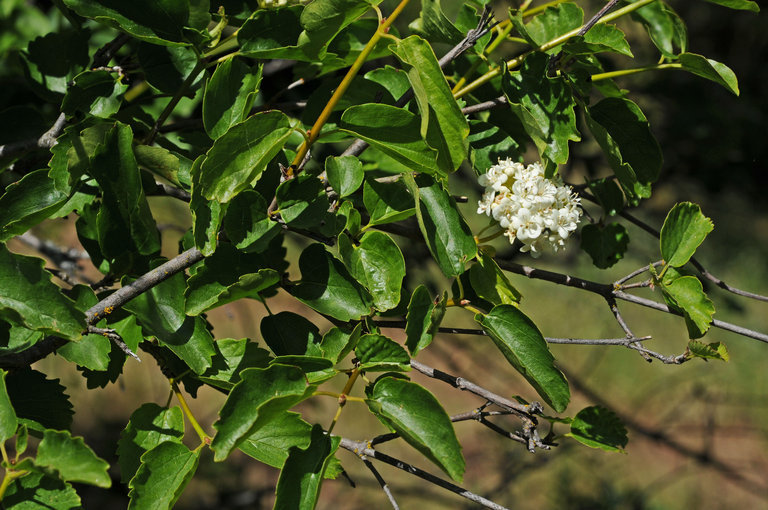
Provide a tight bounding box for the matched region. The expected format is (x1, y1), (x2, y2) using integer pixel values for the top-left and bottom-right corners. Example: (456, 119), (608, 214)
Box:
(502, 52), (580, 164)
(320, 324), (362, 363)
(355, 334), (410, 372)
(260, 312), (322, 356)
(580, 223), (629, 269)
(405, 174), (476, 277)
(36, 429), (111, 487)
(289, 243), (373, 321)
(702, 0), (759, 11)
(409, 0), (465, 45)
(587, 178), (625, 216)
(298, 0), (380, 60)
(0, 169), (69, 242)
(61, 70), (127, 117)
(123, 261), (216, 375)
(362, 178), (415, 226)
(338, 232), (405, 311)
(203, 58), (262, 139)
(128, 441), (201, 510)
(392, 35), (469, 174)
(364, 65), (410, 101)
(661, 275), (715, 339)
(0, 244), (84, 340)
(274, 424), (340, 510)
(222, 190), (281, 253)
(198, 111), (294, 203)
(88, 122), (161, 262)
(238, 6), (307, 60)
(189, 154), (223, 256)
(211, 364), (312, 461)
(405, 286), (446, 355)
(630, 1), (687, 58)
(62, 0), (190, 46)
(679, 52), (739, 96)
(325, 155), (363, 197)
(5, 369), (73, 432)
(567, 405), (628, 452)
(134, 145), (182, 188)
(117, 403), (185, 484)
(524, 2), (583, 50)
(660, 202), (714, 268)
(2, 471), (81, 510)
(585, 97), (662, 202)
(477, 305), (569, 412)
(467, 121), (524, 173)
(275, 174), (330, 229)
(198, 338), (272, 391)
(563, 23), (633, 57)
(687, 340), (729, 361)
(238, 411), (312, 469)
(57, 330), (111, 371)
(469, 252), (522, 306)
(366, 376), (465, 481)
(339, 104), (440, 175)
(0, 369), (17, 443)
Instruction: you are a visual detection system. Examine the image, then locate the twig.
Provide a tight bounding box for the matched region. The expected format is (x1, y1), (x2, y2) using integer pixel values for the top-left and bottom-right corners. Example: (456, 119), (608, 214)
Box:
(91, 33), (130, 68)
(606, 296), (651, 361)
(0, 113), (67, 160)
(362, 459), (400, 510)
(461, 96), (508, 116)
(86, 325), (141, 362)
(339, 438), (510, 510)
(615, 260), (664, 286)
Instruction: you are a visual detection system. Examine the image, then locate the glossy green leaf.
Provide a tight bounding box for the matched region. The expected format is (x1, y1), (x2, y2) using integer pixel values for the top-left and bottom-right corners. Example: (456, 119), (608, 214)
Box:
(222, 190), (281, 253)
(630, 1), (687, 58)
(58, 330), (111, 371)
(702, 0), (759, 11)
(260, 311), (322, 356)
(567, 405), (627, 452)
(502, 52), (580, 164)
(524, 2), (582, 50)
(289, 243), (373, 321)
(2, 471), (81, 510)
(137, 43), (200, 94)
(320, 323), (362, 363)
(48, 122), (111, 193)
(0, 244), (84, 340)
(409, 0), (465, 45)
(0, 369), (17, 443)
(362, 178), (415, 226)
(478, 305), (569, 412)
(186, 260), (279, 316)
(189, 154), (222, 256)
(238, 6), (307, 60)
(339, 104), (440, 175)
(203, 58), (262, 139)
(238, 411), (312, 469)
(564, 23), (633, 57)
(580, 223), (629, 269)
(135, 145), (182, 188)
(123, 261), (216, 375)
(587, 178), (625, 216)
(325, 155), (363, 197)
(36, 429), (111, 487)
(198, 111), (294, 203)
(364, 65), (410, 101)
(117, 403), (185, 483)
(356, 334), (410, 371)
(62, 0), (189, 46)
(128, 441), (201, 510)
(5, 368), (73, 431)
(660, 202), (714, 268)
(469, 253), (522, 306)
(274, 424), (340, 509)
(661, 275), (715, 339)
(405, 174), (476, 277)
(298, 0), (379, 60)
(392, 35), (469, 174)
(78, 314), (144, 389)
(198, 338), (272, 391)
(271, 355), (335, 384)
(585, 97), (662, 201)
(338, 232), (405, 311)
(88, 122), (161, 260)
(467, 121), (524, 173)
(405, 286), (446, 355)
(61, 70), (127, 117)
(679, 52), (739, 95)
(367, 376), (465, 481)
(211, 364), (312, 461)
(0, 169), (69, 242)
(275, 174), (330, 229)
(687, 340), (729, 361)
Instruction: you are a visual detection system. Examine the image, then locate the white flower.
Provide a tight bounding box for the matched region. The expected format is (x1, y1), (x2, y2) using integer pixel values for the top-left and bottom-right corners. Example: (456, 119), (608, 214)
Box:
(477, 159), (582, 257)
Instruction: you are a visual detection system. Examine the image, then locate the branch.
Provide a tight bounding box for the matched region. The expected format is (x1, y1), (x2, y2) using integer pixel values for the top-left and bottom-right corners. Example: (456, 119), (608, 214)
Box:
(362, 459), (400, 510)
(0, 113), (66, 160)
(339, 437), (510, 510)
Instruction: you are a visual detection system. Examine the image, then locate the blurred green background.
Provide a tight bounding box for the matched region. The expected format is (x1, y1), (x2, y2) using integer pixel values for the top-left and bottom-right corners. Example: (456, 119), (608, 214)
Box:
(3, 0), (767, 508)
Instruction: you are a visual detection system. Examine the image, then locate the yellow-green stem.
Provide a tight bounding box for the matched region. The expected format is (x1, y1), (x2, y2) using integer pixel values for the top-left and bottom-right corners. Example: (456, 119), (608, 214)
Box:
(327, 367), (361, 434)
(476, 229), (505, 244)
(289, 0), (412, 173)
(591, 63), (681, 81)
(454, 0), (658, 99)
(203, 30), (240, 58)
(521, 0), (571, 18)
(172, 381), (210, 444)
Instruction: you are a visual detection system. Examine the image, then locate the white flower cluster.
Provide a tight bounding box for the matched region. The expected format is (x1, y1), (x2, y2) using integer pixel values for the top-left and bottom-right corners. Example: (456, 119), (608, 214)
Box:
(477, 159), (582, 257)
